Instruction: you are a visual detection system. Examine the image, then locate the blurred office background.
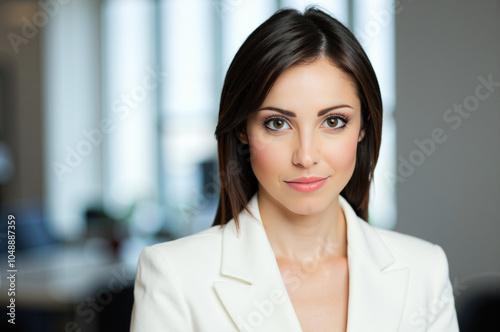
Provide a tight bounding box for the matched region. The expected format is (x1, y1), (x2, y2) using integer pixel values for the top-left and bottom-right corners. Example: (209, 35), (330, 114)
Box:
(0, 0), (498, 331)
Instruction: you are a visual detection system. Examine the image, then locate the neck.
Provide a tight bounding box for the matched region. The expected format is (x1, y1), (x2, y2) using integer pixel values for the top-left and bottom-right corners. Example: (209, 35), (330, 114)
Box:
(258, 190), (348, 264)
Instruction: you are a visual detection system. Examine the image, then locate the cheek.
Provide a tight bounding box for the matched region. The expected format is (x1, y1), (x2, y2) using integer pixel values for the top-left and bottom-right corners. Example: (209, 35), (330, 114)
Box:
(248, 133), (288, 180)
(324, 136), (359, 171)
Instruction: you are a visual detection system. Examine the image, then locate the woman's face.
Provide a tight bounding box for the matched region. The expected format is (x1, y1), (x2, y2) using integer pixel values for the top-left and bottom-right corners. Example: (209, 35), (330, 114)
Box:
(240, 57), (364, 216)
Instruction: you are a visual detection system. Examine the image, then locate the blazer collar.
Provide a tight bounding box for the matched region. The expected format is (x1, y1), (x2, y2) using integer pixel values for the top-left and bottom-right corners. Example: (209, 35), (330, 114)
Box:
(215, 193), (304, 331)
(219, 192), (273, 284)
(339, 195), (409, 331)
(339, 194), (395, 271)
(214, 192), (409, 331)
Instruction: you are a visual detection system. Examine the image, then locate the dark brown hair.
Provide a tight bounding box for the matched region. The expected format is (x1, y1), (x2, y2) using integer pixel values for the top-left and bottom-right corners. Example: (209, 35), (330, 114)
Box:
(212, 7), (383, 232)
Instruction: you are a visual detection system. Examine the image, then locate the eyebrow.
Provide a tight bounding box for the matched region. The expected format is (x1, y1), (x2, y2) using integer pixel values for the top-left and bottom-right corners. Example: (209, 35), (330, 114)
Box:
(257, 105), (353, 117)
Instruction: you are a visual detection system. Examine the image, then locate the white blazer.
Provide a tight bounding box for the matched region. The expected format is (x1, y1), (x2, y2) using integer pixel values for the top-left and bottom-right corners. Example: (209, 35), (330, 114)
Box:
(130, 193), (459, 332)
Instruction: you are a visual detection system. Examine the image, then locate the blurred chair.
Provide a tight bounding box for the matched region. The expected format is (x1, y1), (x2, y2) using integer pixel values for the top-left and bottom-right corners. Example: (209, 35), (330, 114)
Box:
(458, 290), (500, 331)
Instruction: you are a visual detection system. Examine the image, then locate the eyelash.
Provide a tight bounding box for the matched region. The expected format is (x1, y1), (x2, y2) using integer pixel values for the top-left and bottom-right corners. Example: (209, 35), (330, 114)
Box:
(261, 113), (351, 133)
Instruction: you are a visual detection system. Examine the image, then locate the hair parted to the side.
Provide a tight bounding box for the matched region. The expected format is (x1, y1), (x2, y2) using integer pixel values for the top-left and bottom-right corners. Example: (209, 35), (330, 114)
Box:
(212, 6), (383, 234)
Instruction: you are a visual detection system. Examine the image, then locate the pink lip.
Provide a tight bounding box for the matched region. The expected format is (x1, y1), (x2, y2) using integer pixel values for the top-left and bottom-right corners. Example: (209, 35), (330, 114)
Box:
(284, 177), (328, 193)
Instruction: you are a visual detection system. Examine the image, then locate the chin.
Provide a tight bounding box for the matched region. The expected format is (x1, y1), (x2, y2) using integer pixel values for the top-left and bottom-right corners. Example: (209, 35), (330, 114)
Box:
(279, 193), (336, 216)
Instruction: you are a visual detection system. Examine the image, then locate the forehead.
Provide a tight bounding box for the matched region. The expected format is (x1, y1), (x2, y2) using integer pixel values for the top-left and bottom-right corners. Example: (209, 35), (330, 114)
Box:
(261, 57), (360, 111)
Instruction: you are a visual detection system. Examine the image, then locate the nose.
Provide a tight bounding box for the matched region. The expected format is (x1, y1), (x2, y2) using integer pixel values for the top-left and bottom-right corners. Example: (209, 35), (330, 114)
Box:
(292, 130), (320, 168)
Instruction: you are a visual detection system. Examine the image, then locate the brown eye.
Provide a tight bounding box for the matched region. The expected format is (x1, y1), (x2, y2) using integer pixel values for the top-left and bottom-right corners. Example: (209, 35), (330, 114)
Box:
(326, 118), (339, 127)
(265, 117), (290, 131)
(272, 119), (284, 129)
(323, 116), (346, 129)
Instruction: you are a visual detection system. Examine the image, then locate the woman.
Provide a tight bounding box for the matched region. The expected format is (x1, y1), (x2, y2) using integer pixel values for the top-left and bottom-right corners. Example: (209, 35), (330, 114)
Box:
(130, 7), (459, 332)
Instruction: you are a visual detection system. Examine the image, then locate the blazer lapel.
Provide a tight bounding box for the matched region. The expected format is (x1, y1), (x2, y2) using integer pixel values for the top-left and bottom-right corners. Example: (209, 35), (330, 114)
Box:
(340, 196), (409, 331)
(213, 193), (303, 331)
(214, 194), (409, 332)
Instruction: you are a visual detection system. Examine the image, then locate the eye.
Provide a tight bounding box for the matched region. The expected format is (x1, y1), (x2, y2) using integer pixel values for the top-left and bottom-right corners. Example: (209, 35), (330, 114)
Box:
(323, 116), (347, 129)
(264, 117), (290, 131)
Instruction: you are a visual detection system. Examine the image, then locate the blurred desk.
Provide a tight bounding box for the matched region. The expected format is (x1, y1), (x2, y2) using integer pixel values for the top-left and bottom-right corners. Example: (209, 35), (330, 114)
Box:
(1, 242), (136, 309)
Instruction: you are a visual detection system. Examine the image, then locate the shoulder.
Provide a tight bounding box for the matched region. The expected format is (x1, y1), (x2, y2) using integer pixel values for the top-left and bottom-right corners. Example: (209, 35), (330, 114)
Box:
(374, 226), (440, 258)
(340, 194), (449, 274)
(152, 224), (224, 252)
(132, 226), (228, 330)
(138, 225), (224, 273)
(363, 225), (458, 330)
(370, 225), (451, 282)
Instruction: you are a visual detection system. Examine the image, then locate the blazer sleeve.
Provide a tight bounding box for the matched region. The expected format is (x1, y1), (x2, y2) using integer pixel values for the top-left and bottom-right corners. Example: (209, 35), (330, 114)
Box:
(130, 246), (193, 332)
(427, 244), (460, 332)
